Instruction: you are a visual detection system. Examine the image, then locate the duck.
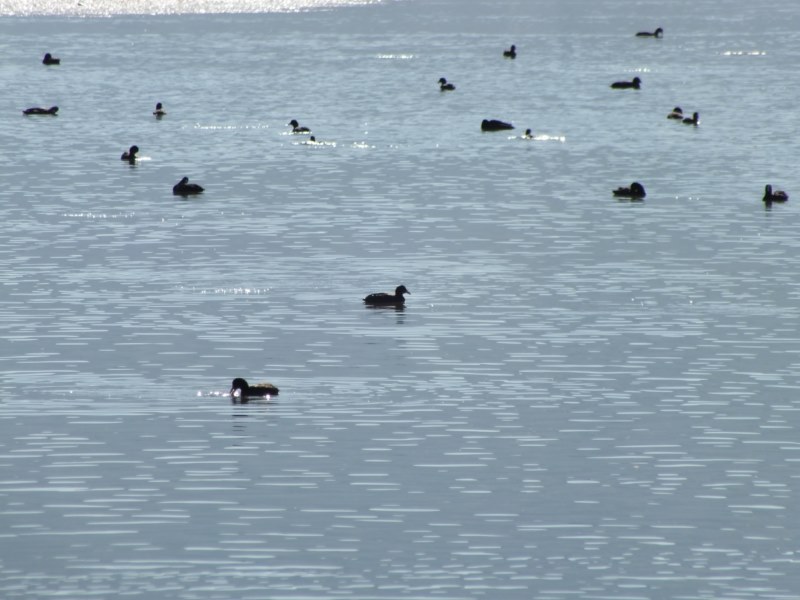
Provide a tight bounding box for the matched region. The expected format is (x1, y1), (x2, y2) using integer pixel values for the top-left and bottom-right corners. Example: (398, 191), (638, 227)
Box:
(610, 76), (641, 89)
(23, 106), (58, 115)
(121, 145), (139, 162)
(636, 27), (663, 38)
(364, 285), (410, 306)
(173, 177), (204, 196)
(613, 182), (647, 199)
(667, 107), (684, 119)
(481, 119), (515, 131)
(682, 111), (699, 126)
(153, 102), (166, 117)
(230, 377), (279, 399)
(763, 184), (788, 204)
(42, 52), (60, 65)
(288, 119), (311, 134)
(438, 77), (456, 91)
(503, 44), (517, 59)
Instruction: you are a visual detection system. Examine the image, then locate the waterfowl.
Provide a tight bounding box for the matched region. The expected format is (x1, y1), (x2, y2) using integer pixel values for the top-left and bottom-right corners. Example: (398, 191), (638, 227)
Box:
(667, 107), (683, 119)
(682, 112), (699, 126)
(173, 177), (204, 196)
(610, 77), (641, 89)
(364, 285), (410, 306)
(42, 53), (60, 65)
(288, 119), (311, 134)
(230, 377), (279, 399)
(636, 27), (663, 38)
(481, 119), (514, 131)
(153, 102), (166, 117)
(613, 182), (647, 199)
(763, 185), (788, 204)
(121, 145), (139, 162)
(23, 106), (58, 115)
(438, 77), (456, 91)
(503, 44), (517, 59)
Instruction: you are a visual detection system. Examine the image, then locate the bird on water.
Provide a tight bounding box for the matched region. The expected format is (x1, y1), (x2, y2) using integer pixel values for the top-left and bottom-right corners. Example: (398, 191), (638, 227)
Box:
(230, 378), (279, 400)
(364, 285), (410, 306)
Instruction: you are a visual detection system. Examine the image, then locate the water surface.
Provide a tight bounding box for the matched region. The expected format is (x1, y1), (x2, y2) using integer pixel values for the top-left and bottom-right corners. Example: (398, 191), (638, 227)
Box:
(1, 0), (799, 598)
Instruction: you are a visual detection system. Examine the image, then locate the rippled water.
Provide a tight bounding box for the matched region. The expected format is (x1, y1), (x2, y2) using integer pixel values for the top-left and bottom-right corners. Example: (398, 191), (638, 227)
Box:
(1, 0), (799, 598)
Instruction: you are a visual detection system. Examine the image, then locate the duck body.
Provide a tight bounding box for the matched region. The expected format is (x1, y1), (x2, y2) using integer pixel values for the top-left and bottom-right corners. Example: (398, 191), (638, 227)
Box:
(42, 53), (60, 65)
(438, 77), (455, 91)
(481, 119), (514, 131)
(636, 27), (663, 37)
(682, 112), (699, 126)
(288, 119), (311, 134)
(503, 44), (517, 58)
(613, 182), (647, 199)
(23, 106), (58, 115)
(230, 378), (279, 400)
(364, 285), (410, 306)
(611, 77), (641, 89)
(667, 107), (684, 119)
(153, 102), (166, 117)
(173, 177), (204, 196)
(121, 145), (139, 161)
(763, 184), (788, 204)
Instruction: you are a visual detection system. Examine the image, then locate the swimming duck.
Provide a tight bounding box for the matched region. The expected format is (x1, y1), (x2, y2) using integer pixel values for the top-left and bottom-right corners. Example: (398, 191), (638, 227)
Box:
(121, 145), (139, 162)
(42, 53), (60, 65)
(153, 102), (166, 117)
(364, 285), (410, 306)
(667, 107), (684, 119)
(288, 119), (311, 134)
(763, 184), (788, 204)
(173, 177), (204, 196)
(610, 77), (641, 89)
(23, 106), (58, 115)
(636, 27), (663, 38)
(230, 377), (279, 399)
(481, 119), (515, 131)
(503, 44), (517, 59)
(682, 112), (699, 126)
(438, 77), (456, 91)
(613, 182), (647, 199)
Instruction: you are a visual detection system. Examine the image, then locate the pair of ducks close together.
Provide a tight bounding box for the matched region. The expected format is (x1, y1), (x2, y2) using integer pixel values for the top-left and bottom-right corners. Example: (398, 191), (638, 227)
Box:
(667, 107), (699, 126)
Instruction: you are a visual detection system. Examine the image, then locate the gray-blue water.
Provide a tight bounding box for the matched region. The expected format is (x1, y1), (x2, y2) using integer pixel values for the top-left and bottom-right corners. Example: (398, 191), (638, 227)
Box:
(1, 0), (799, 598)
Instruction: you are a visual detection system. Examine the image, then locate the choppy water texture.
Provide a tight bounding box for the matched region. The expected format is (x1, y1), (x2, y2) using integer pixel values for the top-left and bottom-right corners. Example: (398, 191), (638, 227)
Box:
(1, 0), (799, 598)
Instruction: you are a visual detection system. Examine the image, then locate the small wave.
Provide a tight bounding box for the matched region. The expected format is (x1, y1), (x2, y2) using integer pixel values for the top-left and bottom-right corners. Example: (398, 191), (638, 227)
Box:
(62, 212), (136, 219)
(515, 134), (566, 143)
(199, 287), (272, 295)
(296, 139), (336, 147)
(194, 123), (271, 131)
(722, 50), (766, 56)
(376, 54), (415, 60)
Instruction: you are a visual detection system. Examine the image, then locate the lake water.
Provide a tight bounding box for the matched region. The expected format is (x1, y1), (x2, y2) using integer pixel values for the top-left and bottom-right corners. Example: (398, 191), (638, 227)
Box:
(1, 0), (799, 598)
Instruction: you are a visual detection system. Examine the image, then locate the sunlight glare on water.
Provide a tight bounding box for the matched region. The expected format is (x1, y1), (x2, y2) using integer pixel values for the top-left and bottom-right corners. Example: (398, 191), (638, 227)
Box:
(0, 0), (378, 16)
